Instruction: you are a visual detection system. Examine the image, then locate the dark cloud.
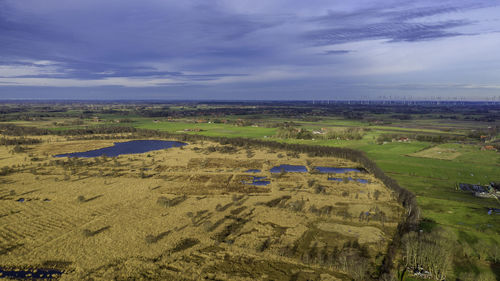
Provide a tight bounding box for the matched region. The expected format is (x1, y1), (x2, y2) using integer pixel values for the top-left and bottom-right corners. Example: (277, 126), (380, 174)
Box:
(0, 0), (498, 99)
(305, 3), (478, 45)
(306, 20), (470, 45)
(323, 50), (350, 55)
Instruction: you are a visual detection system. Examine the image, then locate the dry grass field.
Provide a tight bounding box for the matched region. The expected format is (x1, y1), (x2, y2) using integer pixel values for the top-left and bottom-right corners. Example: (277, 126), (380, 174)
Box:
(408, 146), (462, 160)
(0, 136), (404, 280)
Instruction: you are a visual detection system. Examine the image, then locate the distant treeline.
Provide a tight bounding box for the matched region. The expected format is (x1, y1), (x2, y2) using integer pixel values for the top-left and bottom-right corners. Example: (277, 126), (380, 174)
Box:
(0, 123), (418, 278)
(0, 137), (42, 146)
(0, 124), (136, 136)
(376, 133), (466, 144)
(276, 127), (366, 140)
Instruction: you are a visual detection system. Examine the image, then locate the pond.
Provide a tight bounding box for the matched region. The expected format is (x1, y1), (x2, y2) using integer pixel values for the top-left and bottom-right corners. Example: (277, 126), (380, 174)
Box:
(0, 267), (62, 279)
(244, 169), (261, 173)
(328, 177), (343, 182)
(488, 208), (500, 215)
(314, 167), (362, 173)
(327, 177), (369, 184)
(356, 179), (369, 184)
(242, 176), (271, 186)
(459, 183), (487, 193)
(54, 140), (187, 158)
(270, 165), (307, 173)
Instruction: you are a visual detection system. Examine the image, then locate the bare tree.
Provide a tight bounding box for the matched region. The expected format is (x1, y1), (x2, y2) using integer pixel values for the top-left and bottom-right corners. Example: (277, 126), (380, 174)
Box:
(401, 229), (453, 281)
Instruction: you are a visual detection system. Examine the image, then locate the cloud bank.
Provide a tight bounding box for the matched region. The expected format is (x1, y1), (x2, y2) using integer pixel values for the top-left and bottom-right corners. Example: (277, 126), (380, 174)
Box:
(0, 0), (499, 99)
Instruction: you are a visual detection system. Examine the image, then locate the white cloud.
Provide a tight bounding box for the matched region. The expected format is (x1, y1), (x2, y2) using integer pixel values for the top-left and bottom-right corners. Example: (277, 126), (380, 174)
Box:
(0, 64), (62, 77)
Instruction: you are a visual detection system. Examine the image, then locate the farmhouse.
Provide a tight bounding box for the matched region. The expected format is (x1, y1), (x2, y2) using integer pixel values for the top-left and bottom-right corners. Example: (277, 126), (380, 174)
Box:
(459, 183), (497, 198)
(312, 129), (326, 135)
(183, 128), (203, 132)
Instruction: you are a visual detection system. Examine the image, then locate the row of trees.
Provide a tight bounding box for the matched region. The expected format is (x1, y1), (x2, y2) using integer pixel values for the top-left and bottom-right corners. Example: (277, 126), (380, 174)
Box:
(279, 241), (371, 281)
(275, 127), (366, 140)
(275, 127), (314, 139)
(324, 127), (366, 140)
(0, 137), (42, 145)
(376, 133), (466, 144)
(0, 124), (137, 136)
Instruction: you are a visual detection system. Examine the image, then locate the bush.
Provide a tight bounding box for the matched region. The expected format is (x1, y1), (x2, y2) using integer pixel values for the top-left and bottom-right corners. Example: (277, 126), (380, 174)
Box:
(171, 238), (200, 253)
(157, 195), (187, 207)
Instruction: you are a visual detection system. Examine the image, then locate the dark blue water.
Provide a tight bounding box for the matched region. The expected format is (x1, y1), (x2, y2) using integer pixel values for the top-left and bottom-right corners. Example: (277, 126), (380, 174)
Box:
(244, 169), (261, 173)
(328, 177), (343, 182)
(270, 165), (307, 173)
(488, 208), (500, 215)
(251, 180), (271, 186)
(242, 176), (271, 186)
(314, 167), (361, 173)
(327, 177), (369, 184)
(0, 268), (62, 279)
(54, 140), (187, 158)
(459, 183), (487, 193)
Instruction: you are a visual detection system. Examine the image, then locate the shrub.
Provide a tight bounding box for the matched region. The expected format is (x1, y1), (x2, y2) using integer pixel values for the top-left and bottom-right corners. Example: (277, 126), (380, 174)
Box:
(157, 195), (187, 207)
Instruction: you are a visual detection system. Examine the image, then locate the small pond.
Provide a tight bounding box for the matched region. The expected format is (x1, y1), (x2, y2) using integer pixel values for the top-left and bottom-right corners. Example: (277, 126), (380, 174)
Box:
(488, 208), (500, 215)
(327, 177), (369, 184)
(54, 140), (187, 158)
(314, 167), (362, 173)
(328, 177), (343, 182)
(244, 169), (261, 173)
(0, 267), (62, 279)
(459, 183), (487, 193)
(270, 165), (307, 173)
(242, 176), (271, 186)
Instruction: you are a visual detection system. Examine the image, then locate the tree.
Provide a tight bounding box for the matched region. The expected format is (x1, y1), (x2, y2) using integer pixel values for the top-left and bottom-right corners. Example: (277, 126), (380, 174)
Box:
(401, 229), (453, 281)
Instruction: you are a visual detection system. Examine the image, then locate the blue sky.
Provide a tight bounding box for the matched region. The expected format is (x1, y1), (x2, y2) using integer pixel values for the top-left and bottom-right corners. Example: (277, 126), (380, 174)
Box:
(0, 0), (499, 100)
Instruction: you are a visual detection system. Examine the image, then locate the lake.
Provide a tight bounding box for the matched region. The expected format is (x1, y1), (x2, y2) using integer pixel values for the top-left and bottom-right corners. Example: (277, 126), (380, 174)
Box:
(54, 140), (187, 158)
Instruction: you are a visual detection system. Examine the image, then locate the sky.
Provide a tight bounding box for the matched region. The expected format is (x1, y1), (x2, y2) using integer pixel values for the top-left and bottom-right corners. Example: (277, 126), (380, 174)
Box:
(0, 0), (500, 100)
